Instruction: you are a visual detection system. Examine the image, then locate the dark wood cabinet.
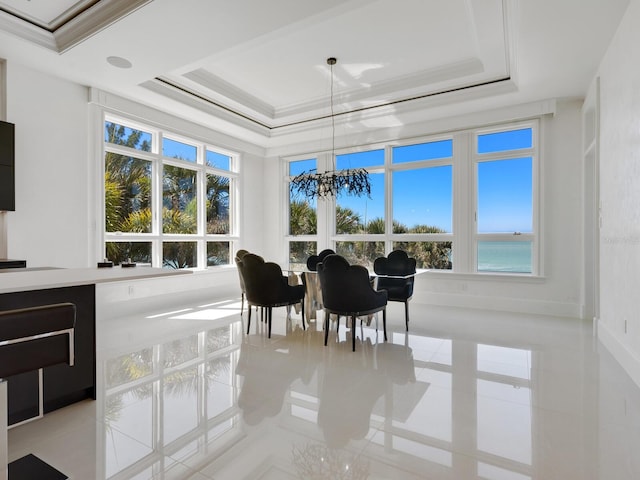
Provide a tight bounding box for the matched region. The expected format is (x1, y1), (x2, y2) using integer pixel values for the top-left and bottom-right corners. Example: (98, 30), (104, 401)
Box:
(0, 284), (96, 425)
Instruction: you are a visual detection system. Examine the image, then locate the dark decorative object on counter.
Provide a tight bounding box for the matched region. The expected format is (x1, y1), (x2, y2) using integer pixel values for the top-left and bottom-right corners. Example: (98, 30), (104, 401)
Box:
(121, 258), (136, 268)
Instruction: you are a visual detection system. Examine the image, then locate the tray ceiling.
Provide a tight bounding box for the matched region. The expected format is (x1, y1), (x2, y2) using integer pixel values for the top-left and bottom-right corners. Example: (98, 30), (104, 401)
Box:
(0, 0), (631, 139)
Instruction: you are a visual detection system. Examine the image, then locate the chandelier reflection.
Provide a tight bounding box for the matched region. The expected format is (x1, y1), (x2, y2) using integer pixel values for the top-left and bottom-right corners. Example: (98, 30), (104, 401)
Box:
(290, 57), (372, 199)
(292, 443), (369, 479)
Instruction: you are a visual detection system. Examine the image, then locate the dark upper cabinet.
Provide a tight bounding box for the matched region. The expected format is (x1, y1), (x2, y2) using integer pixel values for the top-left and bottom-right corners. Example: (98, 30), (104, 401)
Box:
(0, 121), (15, 211)
(0, 120), (14, 167)
(0, 165), (15, 211)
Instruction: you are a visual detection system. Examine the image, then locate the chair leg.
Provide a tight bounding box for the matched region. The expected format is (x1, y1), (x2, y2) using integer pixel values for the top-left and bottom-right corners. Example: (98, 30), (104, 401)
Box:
(405, 301), (409, 331)
(352, 315), (357, 352)
(324, 311), (330, 346)
(301, 298), (306, 330)
(240, 292), (245, 315)
(246, 305), (252, 334)
(383, 308), (388, 342)
(268, 307), (273, 338)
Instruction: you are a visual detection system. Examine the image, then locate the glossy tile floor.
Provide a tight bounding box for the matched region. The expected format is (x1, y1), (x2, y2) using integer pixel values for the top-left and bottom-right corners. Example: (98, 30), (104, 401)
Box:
(8, 297), (640, 479)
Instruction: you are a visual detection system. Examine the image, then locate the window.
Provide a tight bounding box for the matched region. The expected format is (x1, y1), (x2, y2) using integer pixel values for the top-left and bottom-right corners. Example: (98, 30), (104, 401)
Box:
(287, 158), (318, 269)
(333, 150), (385, 267)
(104, 116), (238, 268)
(391, 139), (454, 270)
(283, 121), (539, 275)
(475, 127), (536, 273)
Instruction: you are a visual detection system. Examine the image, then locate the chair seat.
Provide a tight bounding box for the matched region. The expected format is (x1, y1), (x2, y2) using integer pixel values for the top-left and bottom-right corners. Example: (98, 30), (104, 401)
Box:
(373, 250), (416, 331)
(376, 280), (412, 301)
(317, 254), (388, 351)
(237, 253), (305, 338)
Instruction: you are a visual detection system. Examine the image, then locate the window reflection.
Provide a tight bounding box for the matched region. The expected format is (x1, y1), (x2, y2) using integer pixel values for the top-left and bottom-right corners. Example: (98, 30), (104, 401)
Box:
(478, 462), (531, 480)
(163, 335), (198, 369)
(102, 321), (242, 479)
(477, 389), (532, 465)
(106, 348), (154, 389)
(478, 344), (531, 380)
(477, 344), (533, 470)
(100, 311), (538, 480)
(163, 366), (199, 444)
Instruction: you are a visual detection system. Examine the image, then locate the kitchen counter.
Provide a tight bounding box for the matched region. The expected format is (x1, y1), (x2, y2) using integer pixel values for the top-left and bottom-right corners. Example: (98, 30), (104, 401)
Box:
(0, 266), (193, 424)
(0, 266), (192, 294)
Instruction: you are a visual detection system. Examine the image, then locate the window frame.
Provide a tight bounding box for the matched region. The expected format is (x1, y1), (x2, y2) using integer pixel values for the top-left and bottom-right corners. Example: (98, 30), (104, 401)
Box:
(472, 121), (539, 275)
(282, 120), (541, 276)
(285, 155), (322, 268)
(102, 113), (240, 269)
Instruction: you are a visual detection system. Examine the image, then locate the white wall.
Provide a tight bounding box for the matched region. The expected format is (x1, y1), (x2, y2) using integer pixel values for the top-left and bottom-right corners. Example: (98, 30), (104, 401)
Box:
(239, 152), (267, 255)
(262, 100), (585, 318)
(413, 100), (584, 317)
(4, 67), (266, 296)
(6, 62), (91, 267)
(596, 0), (640, 386)
(2, 61), (588, 321)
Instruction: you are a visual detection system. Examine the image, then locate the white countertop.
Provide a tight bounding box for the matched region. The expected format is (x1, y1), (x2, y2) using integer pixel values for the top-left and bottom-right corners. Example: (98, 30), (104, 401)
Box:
(0, 266), (192, 294)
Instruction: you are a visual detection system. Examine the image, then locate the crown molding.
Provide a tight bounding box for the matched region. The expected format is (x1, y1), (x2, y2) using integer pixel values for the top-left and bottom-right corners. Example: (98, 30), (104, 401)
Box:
(142, 74), (519, 141)
(0, 10), (57, 51)
(54, 0), (152, 53)
(140, 79), (271, 137)
(181, 69), (276, 119)
(89, 87), (267, 156)
(0, 0), (151, 53)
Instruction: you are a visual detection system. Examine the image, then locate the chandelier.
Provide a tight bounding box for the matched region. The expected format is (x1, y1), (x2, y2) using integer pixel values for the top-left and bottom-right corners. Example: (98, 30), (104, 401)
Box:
(290, 57), (372, 199)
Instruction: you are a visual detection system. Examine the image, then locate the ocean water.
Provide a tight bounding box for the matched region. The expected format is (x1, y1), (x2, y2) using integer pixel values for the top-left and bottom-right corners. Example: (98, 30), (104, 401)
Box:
(477, 241), (532, 273)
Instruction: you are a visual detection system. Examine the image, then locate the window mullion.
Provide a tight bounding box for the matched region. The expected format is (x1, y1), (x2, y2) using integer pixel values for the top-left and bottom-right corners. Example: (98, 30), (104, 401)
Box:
(453, 131), (472, 273)
(153, 154), (162, 267)
(384, 145), (392, 254)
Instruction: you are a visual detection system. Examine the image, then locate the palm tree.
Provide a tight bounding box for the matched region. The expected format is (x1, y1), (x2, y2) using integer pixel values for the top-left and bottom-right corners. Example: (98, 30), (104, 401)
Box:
(396, 224), (452, 269)
(206, 174), (230, 234)
(162, 165), (197, 234)
(290, 199), (317, 235)
(336, 205), (362, 234)
(366, 217), (385, 234)
(105, 154), (152, 232)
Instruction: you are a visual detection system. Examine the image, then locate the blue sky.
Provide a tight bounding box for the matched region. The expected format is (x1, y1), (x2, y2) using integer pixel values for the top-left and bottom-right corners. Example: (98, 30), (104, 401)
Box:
(330, 128), (532, 233)
(154, 123), (533, 234)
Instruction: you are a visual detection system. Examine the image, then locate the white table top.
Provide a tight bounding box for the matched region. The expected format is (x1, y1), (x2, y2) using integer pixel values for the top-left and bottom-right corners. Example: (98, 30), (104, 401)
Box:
(0, 266), (192, 294)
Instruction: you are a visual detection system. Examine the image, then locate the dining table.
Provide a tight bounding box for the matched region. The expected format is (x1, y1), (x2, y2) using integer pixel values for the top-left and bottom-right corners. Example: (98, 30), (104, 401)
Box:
(286, 266), (425, 324)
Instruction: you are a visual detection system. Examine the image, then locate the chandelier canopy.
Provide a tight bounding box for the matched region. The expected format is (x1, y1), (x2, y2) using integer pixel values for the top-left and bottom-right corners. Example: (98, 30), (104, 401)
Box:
(290, 57), (372, 199)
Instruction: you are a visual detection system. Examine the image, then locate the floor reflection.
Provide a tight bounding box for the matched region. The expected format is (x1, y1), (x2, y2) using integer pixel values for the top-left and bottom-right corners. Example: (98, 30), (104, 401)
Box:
(7, 299), (640, 479)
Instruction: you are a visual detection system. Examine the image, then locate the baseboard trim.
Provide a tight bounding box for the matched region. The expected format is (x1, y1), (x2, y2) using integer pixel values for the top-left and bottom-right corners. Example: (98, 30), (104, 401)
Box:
(412, 292), (580, 318)
(597, 319), (640, 389)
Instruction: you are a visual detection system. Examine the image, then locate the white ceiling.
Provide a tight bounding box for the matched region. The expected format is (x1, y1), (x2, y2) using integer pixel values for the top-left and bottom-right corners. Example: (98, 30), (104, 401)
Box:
(0, 0), (631, 142)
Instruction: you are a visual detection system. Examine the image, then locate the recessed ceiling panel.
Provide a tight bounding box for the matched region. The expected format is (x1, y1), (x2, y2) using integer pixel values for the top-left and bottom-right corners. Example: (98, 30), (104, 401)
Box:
(159, 0), (509, 128)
